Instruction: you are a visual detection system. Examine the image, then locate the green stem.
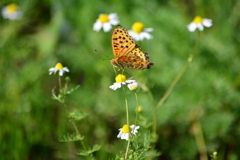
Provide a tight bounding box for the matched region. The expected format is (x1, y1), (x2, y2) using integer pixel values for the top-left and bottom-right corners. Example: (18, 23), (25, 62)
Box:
(134, 92), (139, 126)
(58, 75), (62, 90)
(57, 75), (90, 159)
(193, 120), (207, 160)
(123, 87), (129, 127)
(153, 31), (201, 136)
(123, 87), (130, 159)
(156, 31), (201, 110)
(63, 103), (90, 159)
(125, 140), (131, 160)
(156, 63), (189, 109)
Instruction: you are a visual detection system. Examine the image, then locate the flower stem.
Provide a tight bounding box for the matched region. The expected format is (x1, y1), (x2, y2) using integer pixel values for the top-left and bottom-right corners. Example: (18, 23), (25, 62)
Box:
(192, 120), (207, 160)
(58, 75), (62, 90)
(59, 76), (90, 159)
(123, 87), (130, 159)
(125, 139), (131, 160)
(153, 31), (201, 135)
(156, 31), (201, 110)
(134, 92), (139, 126)
(123, 87), (129, 128)
(63, 104), (90, 159)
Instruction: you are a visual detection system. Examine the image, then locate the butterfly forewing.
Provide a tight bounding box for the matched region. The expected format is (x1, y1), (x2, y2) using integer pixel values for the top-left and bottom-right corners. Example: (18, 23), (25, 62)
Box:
(111, 25), (154, 70)
(112, 25), (136, 58)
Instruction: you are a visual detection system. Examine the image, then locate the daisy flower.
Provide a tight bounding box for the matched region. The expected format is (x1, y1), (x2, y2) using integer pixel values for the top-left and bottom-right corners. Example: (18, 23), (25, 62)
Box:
(1, 3), (22, 20)
(128, 22), (153, 41)
(93, 13), (119, 32)
(127, 81), (138, 91)
(109, 74), (136, 90)
(49, 62), (69, 76)
(187, 16), (212, 32)
(117, 124), (140, 141)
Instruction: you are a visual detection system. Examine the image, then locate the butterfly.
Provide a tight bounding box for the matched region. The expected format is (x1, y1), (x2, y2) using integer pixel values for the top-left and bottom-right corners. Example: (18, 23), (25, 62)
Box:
(110, 25), (154, 70)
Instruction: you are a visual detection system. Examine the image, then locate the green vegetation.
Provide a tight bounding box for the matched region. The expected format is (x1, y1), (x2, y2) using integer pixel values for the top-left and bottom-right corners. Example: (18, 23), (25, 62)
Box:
(1, 0), (240, 159)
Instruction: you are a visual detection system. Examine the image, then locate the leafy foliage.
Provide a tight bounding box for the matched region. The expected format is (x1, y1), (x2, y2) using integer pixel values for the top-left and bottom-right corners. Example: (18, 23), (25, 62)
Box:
(0, 0), (239, 159)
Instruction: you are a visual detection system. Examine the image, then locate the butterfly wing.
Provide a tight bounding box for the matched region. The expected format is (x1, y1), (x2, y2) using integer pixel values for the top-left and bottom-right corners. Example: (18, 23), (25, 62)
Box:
(112, 25), (136, 58)
(117, 47), (154, 70)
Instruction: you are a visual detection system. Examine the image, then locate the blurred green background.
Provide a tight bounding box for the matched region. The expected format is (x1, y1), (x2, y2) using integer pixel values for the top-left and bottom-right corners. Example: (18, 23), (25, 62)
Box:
(1, 0), (240, 159)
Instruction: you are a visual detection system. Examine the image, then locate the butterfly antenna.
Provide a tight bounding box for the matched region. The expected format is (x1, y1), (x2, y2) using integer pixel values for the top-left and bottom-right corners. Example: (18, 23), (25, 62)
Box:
(94, 50), (111, 60)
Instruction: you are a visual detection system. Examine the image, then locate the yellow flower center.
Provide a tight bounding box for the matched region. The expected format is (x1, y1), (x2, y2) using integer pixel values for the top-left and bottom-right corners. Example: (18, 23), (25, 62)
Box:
(122, 125), (131, 133)
(6, 3), (18, 14)
(193, 16), (203, 23)
(115, 74), (127, 83)
(99, 14), (109, 23)
(55, 63), (64, 70)
(129, 84), (137, 91)
(132, 22), (144, 33)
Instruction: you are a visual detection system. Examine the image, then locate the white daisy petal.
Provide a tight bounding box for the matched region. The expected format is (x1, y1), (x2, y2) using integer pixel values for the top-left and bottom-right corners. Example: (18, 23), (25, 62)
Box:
(103, 23), (112, 32)
(122, 133), (129, 140)
(130, 125), (140, 134)
(63, 67), (69, 72)
(128, 31), (139, 41)
(117, 130), (123, 138)
(187, 22), (197, 32)
(93, 20), (103, 32)
(125, 79), (136, 84)
(110, 19), (119, 25)
(59, 70), (64, 76)
(108, 13), (118, 19)
(109, 83), (122, 90)
(49, 68), (57, 75)
(140, 32), (153, 40)
(202, 19), (212, 27)
(196, 23), (204, 31)
(144, 28), (154, 32)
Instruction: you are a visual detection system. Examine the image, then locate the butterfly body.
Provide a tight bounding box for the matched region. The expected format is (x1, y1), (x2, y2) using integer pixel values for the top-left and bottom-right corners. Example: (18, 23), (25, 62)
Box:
(111, 25), (154, 70)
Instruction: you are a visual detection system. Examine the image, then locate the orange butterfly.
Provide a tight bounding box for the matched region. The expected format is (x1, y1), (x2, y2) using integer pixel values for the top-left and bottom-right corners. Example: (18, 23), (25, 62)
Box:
(110, 25), (154, 70)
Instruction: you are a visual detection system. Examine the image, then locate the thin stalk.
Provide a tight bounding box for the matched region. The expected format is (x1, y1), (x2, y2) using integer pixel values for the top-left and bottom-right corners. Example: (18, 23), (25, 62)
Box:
(134, 92), (139, 126)
(156, 31), (201, 110)
(58, 75), (62, 90)
(125, 140), (131, 160)
(153, 31), (201, 136)
(123, 87), (129, 127)
(59, 76), (90, 160)
(63, 104), (90, 159)
(123, 87), (130, 159)
(192, 120), (208, 160)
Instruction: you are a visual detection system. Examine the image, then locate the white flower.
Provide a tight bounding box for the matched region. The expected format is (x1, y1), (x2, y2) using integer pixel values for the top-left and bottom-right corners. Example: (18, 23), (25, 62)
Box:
(128, 22), (153, 41)
(1, 3), (22, 20)
(127, 81), (138, 91)
(187, 16), (212, 32)
(109, 74), (136, 90)
(117, 124), (140, 141)
(49, 62), (69, 76)
(93, 13), (119, 32)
